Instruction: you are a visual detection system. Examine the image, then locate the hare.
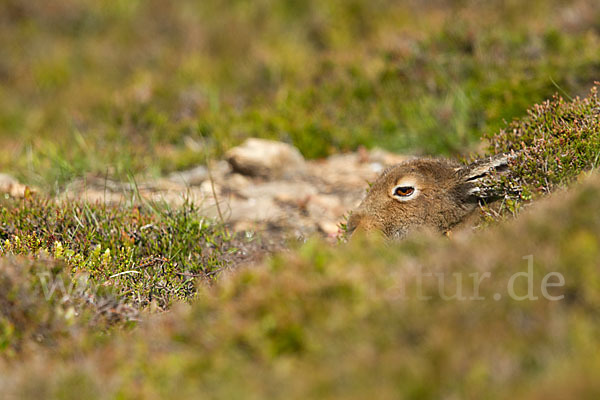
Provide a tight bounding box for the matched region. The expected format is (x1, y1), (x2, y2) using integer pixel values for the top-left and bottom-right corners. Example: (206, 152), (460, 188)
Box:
(346, 155), (510, 240)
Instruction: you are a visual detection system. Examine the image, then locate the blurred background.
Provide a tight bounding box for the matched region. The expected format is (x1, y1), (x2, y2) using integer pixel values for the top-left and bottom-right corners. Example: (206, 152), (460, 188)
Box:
(1, 0), (599, 190)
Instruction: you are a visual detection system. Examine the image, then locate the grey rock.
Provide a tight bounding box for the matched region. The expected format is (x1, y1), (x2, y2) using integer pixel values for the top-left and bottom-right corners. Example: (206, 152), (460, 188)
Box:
(167, 166), (209, 186)
(0, 173), (29, 197)
(226, 138), (305, 179)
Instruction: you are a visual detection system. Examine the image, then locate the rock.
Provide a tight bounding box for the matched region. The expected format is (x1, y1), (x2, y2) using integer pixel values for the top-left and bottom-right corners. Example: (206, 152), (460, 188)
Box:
(317, 220), (341, 236)
(211, 160), (233, 179)
(225, 196), (282, 222)
(306, 194), (345, 220)
(226, 138), (305, 179)
(368, 148), (409, 166)
(62, 142), (415, 241)
(232, 220), (261, 233)
(224, 173), (251, 191)
(0, 174), (30, 198)
(167, 166), (208, 186)
(245, 181), (316, 200)
(0, 173), (18, 187)
(199, 180), (220, 197)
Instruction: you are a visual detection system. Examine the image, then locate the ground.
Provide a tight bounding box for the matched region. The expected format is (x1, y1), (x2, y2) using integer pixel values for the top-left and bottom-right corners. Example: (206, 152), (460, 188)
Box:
(62, 141), (407, 239)
(2, 1), (600, 399)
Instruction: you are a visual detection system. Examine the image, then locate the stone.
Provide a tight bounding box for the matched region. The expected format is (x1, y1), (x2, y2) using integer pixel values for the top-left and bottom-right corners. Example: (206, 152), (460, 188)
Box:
(226, 138), (305, 179)
(368, 148), (409, 166)
(224, 173), (251, 191)
(167, 166), (208, 186)
(317, 220), (341, 236)
(225, 196), (282, 222)
(0, 174), (29, 198)
(244, 181), (316, 200)
(62, 142), (416, 241)
(306, 194), (345, 220)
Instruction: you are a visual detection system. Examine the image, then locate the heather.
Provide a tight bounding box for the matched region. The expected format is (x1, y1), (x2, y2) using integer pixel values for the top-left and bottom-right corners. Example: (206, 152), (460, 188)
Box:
(1, 1), (600, 398)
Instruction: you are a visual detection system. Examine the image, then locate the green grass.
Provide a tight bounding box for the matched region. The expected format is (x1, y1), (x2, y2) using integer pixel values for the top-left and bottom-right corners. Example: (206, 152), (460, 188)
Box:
(0, 196), (249, 310)
(1, 0), (599, 190)
(0, 194), (263, 355)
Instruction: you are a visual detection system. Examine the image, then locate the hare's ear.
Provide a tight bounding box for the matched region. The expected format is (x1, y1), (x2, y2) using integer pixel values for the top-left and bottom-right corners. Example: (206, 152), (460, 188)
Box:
(459, 154), (511, 184)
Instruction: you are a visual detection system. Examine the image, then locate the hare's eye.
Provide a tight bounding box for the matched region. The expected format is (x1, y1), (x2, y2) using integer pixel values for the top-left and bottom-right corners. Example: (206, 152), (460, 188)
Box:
(394, 186), (415, 197)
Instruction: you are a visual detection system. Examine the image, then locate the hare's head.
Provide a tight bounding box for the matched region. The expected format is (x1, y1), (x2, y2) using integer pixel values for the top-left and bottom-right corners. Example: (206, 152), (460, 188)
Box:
(347, 155), (509, 240)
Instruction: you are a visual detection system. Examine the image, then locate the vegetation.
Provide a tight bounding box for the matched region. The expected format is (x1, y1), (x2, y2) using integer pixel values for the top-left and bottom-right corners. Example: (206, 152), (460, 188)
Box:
(3, 170), (600, 398)
(479, 84), (600, 217)
(0, 196), (256, 310)
(0, 196), (261, 357)
(1, 0), (599, 190)
(1, 0), (600, 398)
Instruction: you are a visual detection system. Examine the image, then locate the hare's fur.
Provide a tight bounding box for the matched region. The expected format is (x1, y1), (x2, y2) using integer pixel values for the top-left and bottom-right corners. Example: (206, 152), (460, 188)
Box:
(347, 155), (508, 239)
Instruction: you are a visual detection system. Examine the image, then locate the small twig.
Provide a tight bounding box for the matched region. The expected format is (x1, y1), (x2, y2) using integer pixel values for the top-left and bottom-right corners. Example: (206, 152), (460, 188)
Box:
(136, 257), (167, 269)
(200, 137), (227, 231)
(174, 271), (202, 278)
(109, 270), (141, 279)
(591, 150), (600, 171)
(549, 76), (573, 101)
(205, 267), (226, 277)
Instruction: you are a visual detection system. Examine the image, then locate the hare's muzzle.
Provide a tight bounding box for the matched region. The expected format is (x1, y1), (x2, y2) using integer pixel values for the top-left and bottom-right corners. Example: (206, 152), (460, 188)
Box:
(346, 212), (381, 238)
(345, 212), (360, 236)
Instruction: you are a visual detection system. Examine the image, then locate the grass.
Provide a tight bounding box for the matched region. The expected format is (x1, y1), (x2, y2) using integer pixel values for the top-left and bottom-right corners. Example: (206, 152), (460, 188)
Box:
(2, 168), (600, 398)
(2, 87), (598, 395)
(2, 1), (600, 398)
(1, 0), (599, 190)
(0, 194), (269, 357)
(0, 195), (254, 310)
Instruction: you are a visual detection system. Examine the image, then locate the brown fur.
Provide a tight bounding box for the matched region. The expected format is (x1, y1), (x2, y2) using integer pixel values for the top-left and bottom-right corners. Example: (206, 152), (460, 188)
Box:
(347, 155), (508, 240)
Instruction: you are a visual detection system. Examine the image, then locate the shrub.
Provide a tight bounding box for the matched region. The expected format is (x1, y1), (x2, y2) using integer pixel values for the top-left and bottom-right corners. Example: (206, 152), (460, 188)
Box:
(483, 84), (600, 216)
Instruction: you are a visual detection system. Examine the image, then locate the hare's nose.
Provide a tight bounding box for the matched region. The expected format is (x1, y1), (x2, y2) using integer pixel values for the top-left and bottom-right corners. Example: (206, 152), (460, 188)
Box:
(347, 214), (387, 241)
(347, 212), (381, 238)
(346, 212), (362, 236)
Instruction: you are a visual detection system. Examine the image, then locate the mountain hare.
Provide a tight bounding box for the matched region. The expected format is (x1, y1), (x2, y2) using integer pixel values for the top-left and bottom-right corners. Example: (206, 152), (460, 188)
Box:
(347, 155), (510, 239)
